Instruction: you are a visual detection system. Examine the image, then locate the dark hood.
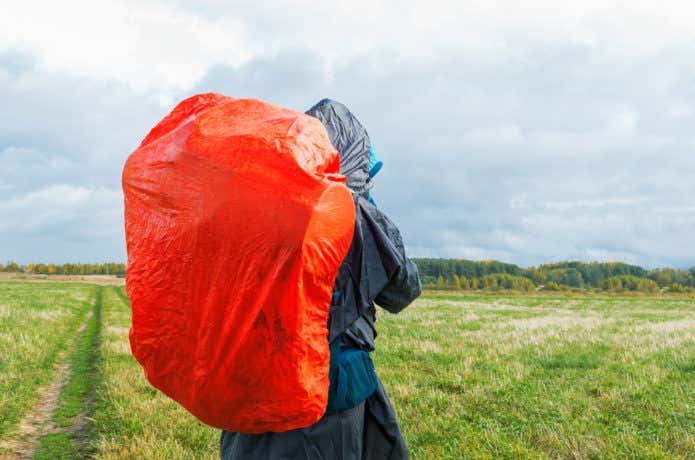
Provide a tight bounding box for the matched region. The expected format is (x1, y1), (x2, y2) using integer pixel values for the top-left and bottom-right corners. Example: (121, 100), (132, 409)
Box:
(306, 99), (372, 197)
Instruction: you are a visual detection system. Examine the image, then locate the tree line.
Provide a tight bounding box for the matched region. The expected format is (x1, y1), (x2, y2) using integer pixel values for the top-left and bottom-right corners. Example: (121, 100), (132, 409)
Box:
(0, 262), (126, 276)
(3, 258), (694, 293)
(414, 258), (695, 293)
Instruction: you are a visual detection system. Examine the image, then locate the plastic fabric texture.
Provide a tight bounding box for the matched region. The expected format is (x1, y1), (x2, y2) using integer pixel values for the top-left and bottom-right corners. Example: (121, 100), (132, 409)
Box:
(305, 99), (373, 197)
(326, 343), (378, 413)
(220, 99), (421, 459)
(368, 145), (383, 178)
(122, 93), (356, 433)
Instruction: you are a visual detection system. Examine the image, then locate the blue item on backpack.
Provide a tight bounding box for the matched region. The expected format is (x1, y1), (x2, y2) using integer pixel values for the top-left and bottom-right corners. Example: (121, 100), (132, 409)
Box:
(368, 144), (383, 178)
(325, 338), (379, 413)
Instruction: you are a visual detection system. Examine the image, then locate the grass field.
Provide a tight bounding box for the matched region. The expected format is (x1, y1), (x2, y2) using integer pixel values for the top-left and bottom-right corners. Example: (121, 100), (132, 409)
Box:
(0, 282), (693, 459)
(0, 282), (97, 452)
(375, 294), (694, 458)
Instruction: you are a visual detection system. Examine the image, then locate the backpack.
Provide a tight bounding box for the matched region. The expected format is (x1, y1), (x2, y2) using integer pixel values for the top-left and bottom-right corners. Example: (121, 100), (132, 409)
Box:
(123, 94), (355, 433)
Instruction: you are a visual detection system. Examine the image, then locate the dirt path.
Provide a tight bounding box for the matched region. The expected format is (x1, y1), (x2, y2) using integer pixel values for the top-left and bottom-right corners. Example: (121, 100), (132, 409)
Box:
(0, 313), (93, 459)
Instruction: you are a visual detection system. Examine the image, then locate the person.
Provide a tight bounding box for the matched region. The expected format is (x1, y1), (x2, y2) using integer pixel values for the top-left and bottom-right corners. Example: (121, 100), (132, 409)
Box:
(220, 99), (421, 460)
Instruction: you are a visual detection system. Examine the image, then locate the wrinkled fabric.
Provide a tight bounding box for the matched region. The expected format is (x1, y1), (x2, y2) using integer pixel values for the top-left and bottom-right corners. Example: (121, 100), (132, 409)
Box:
(326, 345), (378, 413)
(305, 99), (373, 197)
(221, 198), (420, 458)
(123, 94), (355, 433)
(220, 98), (421, 459)
(220, 377), (407, 460)
(327, 195), (422, 343)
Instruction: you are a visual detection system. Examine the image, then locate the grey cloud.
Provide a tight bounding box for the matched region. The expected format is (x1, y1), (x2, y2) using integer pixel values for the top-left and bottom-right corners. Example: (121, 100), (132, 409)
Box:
(0, 50), (167, 263)
(193, 50), (331, 110)
(190, 47), (695, 268)
(0, 51), (165, 188)
(2, 36), (695, 268)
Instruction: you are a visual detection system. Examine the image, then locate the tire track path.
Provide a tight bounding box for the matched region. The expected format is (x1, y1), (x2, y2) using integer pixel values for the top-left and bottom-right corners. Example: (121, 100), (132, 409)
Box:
(0, 287), (102, 459)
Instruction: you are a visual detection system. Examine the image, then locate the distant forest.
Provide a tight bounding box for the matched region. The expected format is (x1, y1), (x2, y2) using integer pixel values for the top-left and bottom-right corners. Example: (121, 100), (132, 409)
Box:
(414, 259), (695, 293)
(0, 262), (125, 277)
(2, 259), (695, 293)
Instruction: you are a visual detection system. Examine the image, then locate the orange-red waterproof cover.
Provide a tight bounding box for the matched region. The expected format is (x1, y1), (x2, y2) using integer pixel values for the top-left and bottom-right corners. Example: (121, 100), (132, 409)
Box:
(122, 94), (355, 433)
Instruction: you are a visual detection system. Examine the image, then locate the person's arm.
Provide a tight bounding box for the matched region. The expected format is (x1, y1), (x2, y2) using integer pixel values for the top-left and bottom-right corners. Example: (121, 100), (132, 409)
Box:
(375, 257), (421, 313)
(358, 197), (422, 313)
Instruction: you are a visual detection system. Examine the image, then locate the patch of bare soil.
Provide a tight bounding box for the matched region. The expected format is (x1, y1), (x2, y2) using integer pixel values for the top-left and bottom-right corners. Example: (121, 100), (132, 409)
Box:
(0, 314), (92, 459)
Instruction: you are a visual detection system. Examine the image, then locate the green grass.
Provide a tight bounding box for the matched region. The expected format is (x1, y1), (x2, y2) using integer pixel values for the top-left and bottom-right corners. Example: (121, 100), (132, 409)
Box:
(0, 282), (96, 449)
(90, 289), (693, 459)
(2, 283), (693, 458)
(33, 287), (103, 459)
(374, 295), (695, 458)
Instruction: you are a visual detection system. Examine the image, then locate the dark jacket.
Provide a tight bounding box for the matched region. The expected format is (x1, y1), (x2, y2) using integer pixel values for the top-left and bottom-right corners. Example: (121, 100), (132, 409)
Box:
(221, 100), (421, 460)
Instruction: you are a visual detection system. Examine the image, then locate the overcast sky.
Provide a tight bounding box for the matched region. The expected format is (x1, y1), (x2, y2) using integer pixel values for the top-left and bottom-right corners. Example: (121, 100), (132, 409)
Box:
(1, 0), (694, 268)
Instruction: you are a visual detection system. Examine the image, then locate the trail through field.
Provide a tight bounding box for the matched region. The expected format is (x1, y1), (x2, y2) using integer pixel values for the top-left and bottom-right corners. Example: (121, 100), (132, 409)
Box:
(0, 359), (70, 459)
(0, 312), (92, 459)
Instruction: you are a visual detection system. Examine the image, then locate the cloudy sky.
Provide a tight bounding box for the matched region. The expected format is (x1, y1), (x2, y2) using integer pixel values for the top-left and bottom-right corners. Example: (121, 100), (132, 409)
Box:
(2, 0), (695, 268)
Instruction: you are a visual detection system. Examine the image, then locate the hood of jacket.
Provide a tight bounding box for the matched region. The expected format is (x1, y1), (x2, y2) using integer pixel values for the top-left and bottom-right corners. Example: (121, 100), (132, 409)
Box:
(306, 99), (373, 197)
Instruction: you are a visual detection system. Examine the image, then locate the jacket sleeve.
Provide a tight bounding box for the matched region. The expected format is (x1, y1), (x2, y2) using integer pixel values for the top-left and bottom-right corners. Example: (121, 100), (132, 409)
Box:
(358, 197), (422, 314)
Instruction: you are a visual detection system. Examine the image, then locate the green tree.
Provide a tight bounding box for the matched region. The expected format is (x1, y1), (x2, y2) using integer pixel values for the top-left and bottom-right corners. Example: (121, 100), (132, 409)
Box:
(543, 281), (560, 291)
(482, 275), (498, 290)
(460, 276), (470, 290)
(654, 270), (673, 287)
(530, 268), (547, 284)
(452, 274), (462, 290)
(436, 275), (445, 290)
(670, 283), (688, 293)
(4, 261), (20, 272)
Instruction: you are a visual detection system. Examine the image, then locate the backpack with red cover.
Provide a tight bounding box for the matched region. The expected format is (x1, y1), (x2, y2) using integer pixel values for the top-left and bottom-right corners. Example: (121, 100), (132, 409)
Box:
(122, 93), (355, 433)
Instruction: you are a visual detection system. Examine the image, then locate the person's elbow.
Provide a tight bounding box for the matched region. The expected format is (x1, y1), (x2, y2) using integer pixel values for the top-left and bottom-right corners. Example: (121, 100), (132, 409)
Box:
(375, 262), (422, 314)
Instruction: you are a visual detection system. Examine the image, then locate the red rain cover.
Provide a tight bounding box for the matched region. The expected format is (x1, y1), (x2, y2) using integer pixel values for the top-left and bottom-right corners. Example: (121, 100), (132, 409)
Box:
(122, 94), (355, 433)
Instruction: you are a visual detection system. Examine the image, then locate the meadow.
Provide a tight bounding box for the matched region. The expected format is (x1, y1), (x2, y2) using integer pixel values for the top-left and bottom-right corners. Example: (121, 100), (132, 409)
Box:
(0, 281), (693, 459)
